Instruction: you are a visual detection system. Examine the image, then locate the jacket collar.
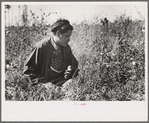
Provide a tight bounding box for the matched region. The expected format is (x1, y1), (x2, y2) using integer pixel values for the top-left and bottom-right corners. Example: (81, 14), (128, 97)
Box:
(50, 37), (63, 51)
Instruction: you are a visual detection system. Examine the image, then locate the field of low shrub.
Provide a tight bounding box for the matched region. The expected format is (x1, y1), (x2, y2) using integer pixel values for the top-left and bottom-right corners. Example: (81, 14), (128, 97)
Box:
(5, 14), (145, 101)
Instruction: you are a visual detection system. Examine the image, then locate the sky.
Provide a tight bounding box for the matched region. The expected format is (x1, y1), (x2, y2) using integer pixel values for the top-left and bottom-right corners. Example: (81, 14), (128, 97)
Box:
(3, 2), (147, 26)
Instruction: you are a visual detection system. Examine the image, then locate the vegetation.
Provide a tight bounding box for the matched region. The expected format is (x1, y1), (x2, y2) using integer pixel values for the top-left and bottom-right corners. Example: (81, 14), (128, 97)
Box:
(5, 8), (145, 101)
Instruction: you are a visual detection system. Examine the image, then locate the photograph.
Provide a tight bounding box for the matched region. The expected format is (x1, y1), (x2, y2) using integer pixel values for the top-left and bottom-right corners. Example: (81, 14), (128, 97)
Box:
(1, 1), (148, 122)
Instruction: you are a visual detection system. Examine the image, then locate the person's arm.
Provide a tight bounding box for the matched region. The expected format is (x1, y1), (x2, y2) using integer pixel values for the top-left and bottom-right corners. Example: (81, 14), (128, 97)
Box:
(64, 46), (79, 79)
(23, 44), (46, 84)
(71, 53), (78, 72)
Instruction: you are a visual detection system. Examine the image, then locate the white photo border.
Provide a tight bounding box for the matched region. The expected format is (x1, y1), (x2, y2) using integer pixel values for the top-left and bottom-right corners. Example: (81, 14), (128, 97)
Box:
(1, 1), (148, 122)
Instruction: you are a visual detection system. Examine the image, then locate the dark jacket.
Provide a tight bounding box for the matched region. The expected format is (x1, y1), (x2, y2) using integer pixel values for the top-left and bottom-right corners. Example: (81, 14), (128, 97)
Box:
(23, 37), (78, 84)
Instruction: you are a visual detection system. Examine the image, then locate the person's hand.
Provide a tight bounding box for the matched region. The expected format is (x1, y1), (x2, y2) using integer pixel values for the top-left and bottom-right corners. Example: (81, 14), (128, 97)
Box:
(64, 66), (74, 80)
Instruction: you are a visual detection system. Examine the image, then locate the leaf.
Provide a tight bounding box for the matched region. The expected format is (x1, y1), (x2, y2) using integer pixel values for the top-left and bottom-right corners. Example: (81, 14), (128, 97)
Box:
(28, 97), (33, 101)
(20, 91), (24, 98)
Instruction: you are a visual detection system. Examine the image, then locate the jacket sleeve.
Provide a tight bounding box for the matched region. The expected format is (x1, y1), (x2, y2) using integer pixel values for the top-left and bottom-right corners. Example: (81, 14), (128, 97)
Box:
(23, 45), (44, 81)
(71, 53), (78, 71)
(67, 46), (78, 74)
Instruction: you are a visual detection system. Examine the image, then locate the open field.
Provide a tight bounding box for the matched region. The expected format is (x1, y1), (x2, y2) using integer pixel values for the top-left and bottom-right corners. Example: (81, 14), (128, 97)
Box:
(5, 14), (145, 101)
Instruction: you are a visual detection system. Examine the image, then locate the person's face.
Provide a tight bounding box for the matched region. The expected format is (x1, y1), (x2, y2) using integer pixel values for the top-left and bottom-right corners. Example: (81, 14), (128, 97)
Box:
(56, 30), (72, 47)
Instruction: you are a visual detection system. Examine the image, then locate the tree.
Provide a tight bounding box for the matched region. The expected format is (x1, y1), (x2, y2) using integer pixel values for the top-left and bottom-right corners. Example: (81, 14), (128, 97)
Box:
(22, 5), (28, 26)
(18, 5), (21, 26)
(5, 4), (11, 27)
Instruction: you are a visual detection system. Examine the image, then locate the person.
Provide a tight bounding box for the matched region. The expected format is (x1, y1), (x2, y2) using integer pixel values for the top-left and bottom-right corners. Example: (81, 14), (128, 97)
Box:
(23, 19), (79, 87)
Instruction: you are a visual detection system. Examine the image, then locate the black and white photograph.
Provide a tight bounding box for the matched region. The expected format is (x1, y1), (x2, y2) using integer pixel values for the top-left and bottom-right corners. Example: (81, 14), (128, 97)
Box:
(1, 1), (148, 122)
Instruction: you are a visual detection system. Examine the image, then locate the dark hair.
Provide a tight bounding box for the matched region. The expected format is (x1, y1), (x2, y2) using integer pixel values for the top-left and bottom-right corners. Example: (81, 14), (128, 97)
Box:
(51, 19), (73, 34)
